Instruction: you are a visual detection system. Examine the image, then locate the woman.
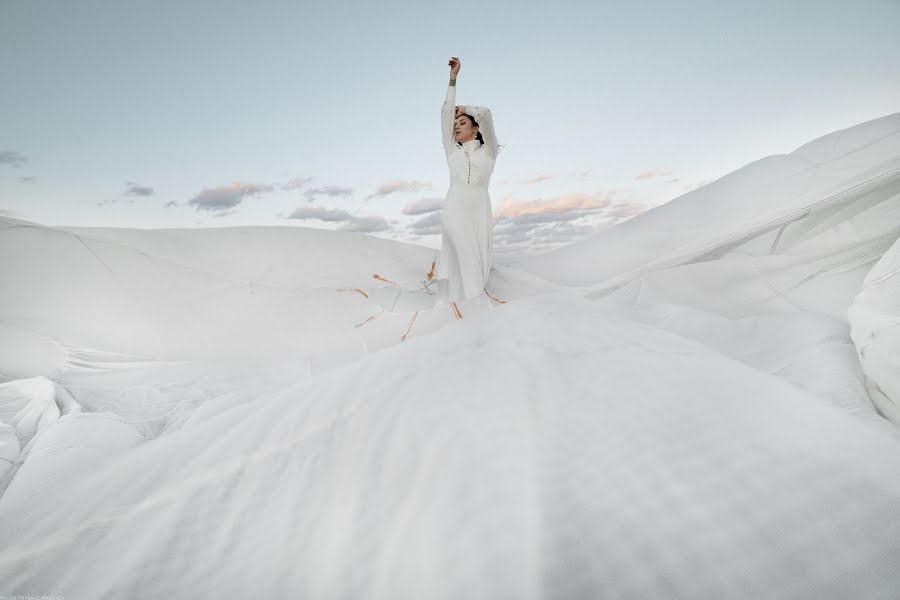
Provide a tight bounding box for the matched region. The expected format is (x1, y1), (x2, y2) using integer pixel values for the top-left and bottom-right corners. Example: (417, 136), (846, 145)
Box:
(428, 56), (502, 320)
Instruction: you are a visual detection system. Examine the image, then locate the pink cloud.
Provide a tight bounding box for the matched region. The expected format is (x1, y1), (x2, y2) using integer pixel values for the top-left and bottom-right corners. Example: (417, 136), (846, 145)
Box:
(522, 174), (554, 184)
(635, 169), (673, 181)
(402, 197), (444, 215)
(494, 191), (614, 219)
(368, 179), (432, 198)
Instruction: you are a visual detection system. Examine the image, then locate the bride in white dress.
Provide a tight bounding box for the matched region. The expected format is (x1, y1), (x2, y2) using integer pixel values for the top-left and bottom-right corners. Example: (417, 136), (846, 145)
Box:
(428, 56), (502, 319)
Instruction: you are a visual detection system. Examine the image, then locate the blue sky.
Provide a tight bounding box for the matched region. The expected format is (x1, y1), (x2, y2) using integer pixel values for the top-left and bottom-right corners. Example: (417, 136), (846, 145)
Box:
(1, 0), (898, 255)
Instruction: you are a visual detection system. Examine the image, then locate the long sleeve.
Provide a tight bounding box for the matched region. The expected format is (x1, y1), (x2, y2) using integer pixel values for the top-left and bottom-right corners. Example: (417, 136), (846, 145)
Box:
(441, 83), (457, 158)
(466, 104), (498, 159)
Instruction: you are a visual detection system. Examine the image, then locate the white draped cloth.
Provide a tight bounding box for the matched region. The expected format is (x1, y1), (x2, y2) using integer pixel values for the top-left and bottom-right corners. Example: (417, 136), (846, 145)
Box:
(435, 83), (498, 304)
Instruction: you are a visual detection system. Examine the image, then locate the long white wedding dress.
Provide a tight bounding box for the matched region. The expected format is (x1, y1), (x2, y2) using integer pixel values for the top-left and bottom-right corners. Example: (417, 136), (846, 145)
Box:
(435, 82), (498, 305)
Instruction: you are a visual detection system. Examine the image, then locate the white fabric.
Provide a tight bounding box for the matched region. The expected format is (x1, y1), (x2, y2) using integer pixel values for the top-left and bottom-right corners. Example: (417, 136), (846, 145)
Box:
(849, 234), (900, 424)
(2, 298), (900, 599)
(436, 83), (498, 303)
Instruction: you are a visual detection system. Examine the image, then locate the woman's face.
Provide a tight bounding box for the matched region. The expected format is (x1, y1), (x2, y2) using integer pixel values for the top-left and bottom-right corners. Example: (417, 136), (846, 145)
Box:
(454, 115), (479, 143)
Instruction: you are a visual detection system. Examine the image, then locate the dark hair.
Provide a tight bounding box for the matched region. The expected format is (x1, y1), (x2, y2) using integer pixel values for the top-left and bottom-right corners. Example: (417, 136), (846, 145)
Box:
(456, 114), (502, 153)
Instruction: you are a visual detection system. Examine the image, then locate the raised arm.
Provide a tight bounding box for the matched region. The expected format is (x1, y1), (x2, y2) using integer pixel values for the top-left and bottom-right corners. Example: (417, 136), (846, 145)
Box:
(441, 79), (457, 158)
(466, 104), (498, 159)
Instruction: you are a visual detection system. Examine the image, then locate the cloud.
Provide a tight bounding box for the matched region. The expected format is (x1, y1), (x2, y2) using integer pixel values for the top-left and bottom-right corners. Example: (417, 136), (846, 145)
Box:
(18, 176), (36, 184)
(494, 191), (613, 219)
(286, 205), (391, 233)
(282, 177), (313, 191)
(302, 185), (354, 202)
(124, 181), (154, 196)
(188, 182), (275, 215)
(367, 180), (432, 199)
(287, 205), (352, 222)
(492, 220), (601, 258)
(0, 150), (27, 169)
(498, 169), (592, 185)
(522, 174), (554, 184)
(96, 181), (158, 206)
(407, 211), (443, 235)
(635, 169), (673, 181)
(495, 210), (596, 226)
(341, 215), (392, 233)
(401, 197), (444, 215)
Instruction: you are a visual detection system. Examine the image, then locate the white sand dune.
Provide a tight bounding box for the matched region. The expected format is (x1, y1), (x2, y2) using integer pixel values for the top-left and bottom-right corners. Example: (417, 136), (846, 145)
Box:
(0, 112), (898, 599)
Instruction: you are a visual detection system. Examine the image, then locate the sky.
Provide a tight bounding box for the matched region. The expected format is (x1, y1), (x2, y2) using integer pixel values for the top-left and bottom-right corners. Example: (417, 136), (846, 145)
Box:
(1, 0), (898, 257)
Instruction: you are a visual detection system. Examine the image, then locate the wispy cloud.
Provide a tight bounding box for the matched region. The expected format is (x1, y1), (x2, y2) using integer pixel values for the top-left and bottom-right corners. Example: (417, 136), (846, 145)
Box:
(187, 182), (275, 215)
(499, 168), (594, 185)
(401, 197), (444, 215)
(492, 220), (601, 258)
(282, 176), (313, 191)
(635, 169), (673, 181)
(124, 181), (154, 196)
(0, 150), (27, 169)
(97, 181), (158, 206)
(342, 215), (392, 233)
(286, 205), (391, 233)
(367, 179), (432, 200)
(287, 205), (354, 222)
(18, 175), (36, 184)
(522, 174), (554, 184)
(407, 211), (443, 236)
(302, 185), (353, 202)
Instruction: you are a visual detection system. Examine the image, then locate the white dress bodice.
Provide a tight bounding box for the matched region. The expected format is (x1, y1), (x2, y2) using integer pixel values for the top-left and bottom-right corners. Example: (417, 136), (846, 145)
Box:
(448, 139), (496, 187)
(441, 83), (499, 187)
